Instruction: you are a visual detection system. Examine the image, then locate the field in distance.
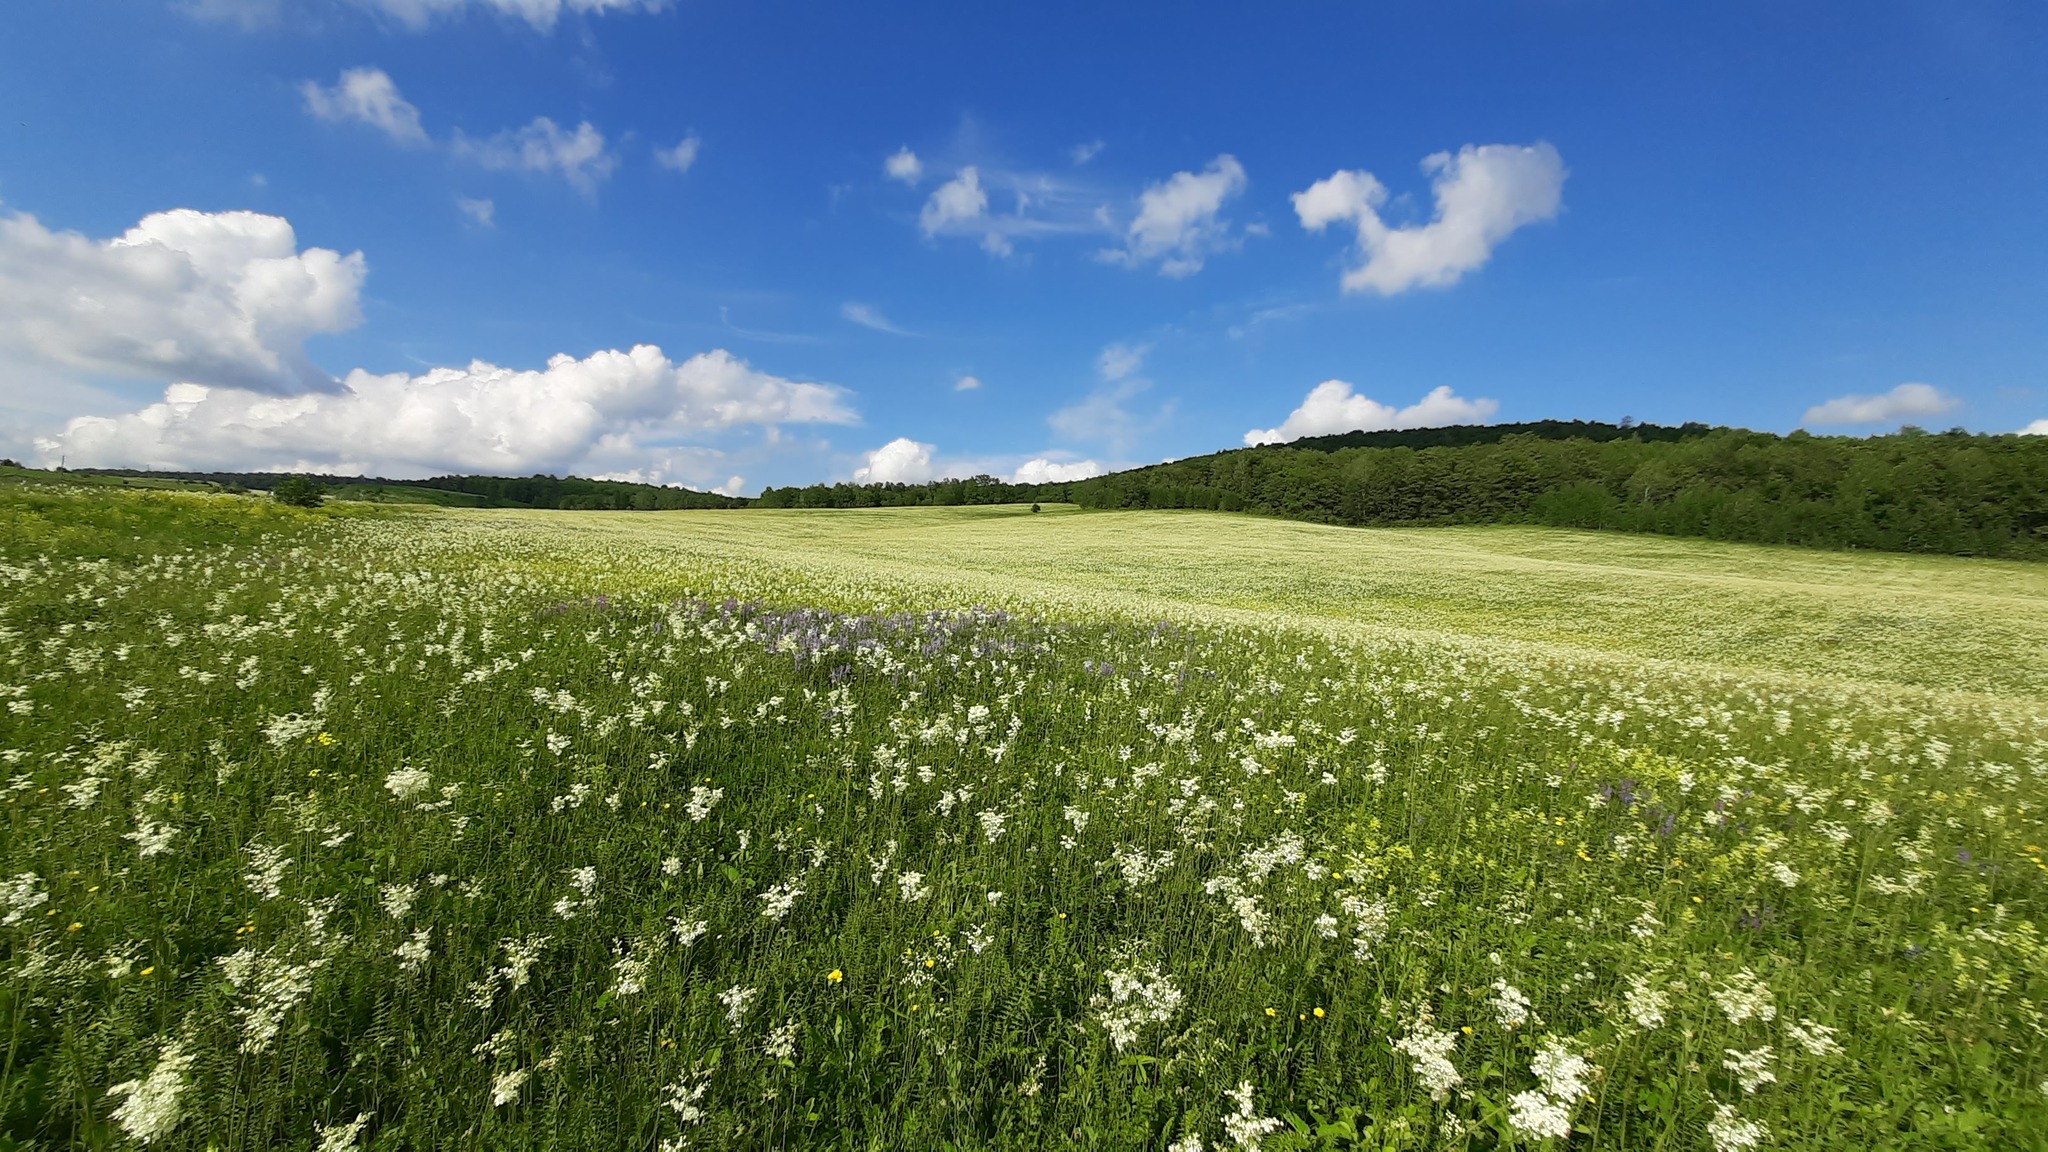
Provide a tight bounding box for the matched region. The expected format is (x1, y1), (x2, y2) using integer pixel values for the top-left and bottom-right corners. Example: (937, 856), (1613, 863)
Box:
(3, 487), (2043, 1151)
(485, 504), (2048, 702)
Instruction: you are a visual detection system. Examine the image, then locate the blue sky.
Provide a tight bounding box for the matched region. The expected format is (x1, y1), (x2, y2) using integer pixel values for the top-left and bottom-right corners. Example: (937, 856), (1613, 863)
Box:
(2, 1), (2044, 491)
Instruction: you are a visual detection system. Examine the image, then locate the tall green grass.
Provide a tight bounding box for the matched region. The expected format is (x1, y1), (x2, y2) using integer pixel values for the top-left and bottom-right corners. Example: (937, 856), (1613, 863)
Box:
(1, 488), (2042, 1150)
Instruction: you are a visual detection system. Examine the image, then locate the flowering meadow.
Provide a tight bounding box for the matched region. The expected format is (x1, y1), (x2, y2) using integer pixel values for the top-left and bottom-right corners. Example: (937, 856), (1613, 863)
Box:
(3, 486), (2046, 1150)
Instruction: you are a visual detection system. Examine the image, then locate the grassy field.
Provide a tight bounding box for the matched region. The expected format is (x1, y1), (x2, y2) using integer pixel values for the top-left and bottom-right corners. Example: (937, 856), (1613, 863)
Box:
(2, 486), (2044, 1151)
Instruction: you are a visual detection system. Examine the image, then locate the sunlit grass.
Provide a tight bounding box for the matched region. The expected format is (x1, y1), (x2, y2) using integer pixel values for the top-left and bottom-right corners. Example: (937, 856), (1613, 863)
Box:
(2, 487), (2043, 1150)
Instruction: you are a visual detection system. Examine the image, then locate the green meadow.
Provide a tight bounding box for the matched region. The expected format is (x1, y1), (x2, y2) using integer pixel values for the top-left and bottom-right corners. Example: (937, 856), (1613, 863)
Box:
(3, 485), (2044, 1151)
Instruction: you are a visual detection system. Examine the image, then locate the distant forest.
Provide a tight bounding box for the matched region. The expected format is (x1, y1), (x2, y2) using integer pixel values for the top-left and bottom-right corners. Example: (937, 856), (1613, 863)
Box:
(74, 469), (744, 510)
(73, 419), (2048, 559)
(759, 422), (2048, 560)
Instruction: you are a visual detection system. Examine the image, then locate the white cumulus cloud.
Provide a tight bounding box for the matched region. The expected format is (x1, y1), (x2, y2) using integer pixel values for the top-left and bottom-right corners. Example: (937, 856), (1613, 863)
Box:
(1801, 382), (1960, 426)
(953, 374), (982, 391)
(921, 167), (989, 236)
(301, 67), (428, 145)
(1100, 154), (1247, 278)
(0, 207), (365, 397)
(454, 118), (618, 197)
(456, 197), (495, 226)
(1070, 140), (1105, 166)
(1243, 380), (1499, 446)
(38, 346), (855, 477)
(853, 437), (937, 484)
(1294, 142), (1565, 295)
(654, 135), (701, 173)
(885, 147), (923, 185)
(2021, 419), (2048, 436)
(1011, 457), (1101, 483)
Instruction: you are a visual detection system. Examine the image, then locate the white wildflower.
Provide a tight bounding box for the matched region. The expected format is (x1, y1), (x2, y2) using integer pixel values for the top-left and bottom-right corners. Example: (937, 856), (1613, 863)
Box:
(499, 934), (549, 991)
(490, 1067), (528, 1106)
(1785, 1018), (1841, 1057)
(1706, 1103), (1769, 1152)
(383, 765), (432, 801)
(107, 1038), (194, 1144)
(1313, 914), (1339, 939)
(124, 817), (179, 858)
(1624, 975), (1668, 1030)
(1220, 1081), (1282, 1150)
(314, 1112), (373, 1152)
(660, 855), (683, 876)
(759, 877), (804, 921)
(1508, 1089), (1572, 1141)
(686, 785), (723, 821)
(1721, 1046), (1776, 1093)
(612, 950), (650, 996)
(1, 872), (48, 926)
(670, 916), (709, 947)
(1713, 969), (1775, 1026)
(1092, 963), (1183, 1052)
(1769, 861), (1800, 888)
(1491, 979), (1534, 1028)
(765, 1018), (799, 1061)
(220, 945), (323, 1052)
(719, 984), (758, 1030)
(394, 927), (432, 972)
(264, 712), (323, 748)
(1532, 1038), (1595, 1104)
(897, 871), (930, 903)
(380, 883), (418, 920)
(1393, 1025), (1462, 1102)
(663, 1068), (711, 1124)
(979, 809), (1007, 842)
(242, 841), (292, 900)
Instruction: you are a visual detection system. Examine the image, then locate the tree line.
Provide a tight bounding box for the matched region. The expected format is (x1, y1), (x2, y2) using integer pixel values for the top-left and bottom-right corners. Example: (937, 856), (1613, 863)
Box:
(72, 470), (745, 510)
(763, 422), (2048, 559)
(73, 420), (2048, 558)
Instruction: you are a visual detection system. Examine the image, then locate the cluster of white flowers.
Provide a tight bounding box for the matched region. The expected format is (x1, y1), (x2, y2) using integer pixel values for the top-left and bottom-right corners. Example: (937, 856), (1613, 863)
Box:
(719, 984), (758, 1030)
(1393, 1024), (1462, 1102)
(1722, 1046), (1776, 1094)
(380, 883), (418, 920)
(1219, 1081), (1283, 1150)
(1785, 1018), (1841, 1056)
(1707, 1103), (1770, 1152)
(394, 927), (432, 972)
(383, 765), (432, 801)
(313, 1112), (373, 1152)
(1092, 962), (1184, 1052)
(765, 1018), (799, 1061)
(1491, 979), (1534, 1028)
(242, 841), (293, 900)
(490, 1068), (529, 1107)
(896, 871), (931, 903)
(685, 784), (724, 822)
(220, 944), (327, 1053)
(1510, 1038), (1598, 1140)
(553, 866), (598, 919)
(1713, 970), (1776, 1026)
(759, 876), (805, 921)
(1624, 975), (1669, 1030)
(0, 872), (47, 926)
(107, 1037), (194, 1144)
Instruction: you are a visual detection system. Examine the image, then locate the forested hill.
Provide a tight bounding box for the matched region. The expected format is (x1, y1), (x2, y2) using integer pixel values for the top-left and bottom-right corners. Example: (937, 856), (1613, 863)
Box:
(764, 423), (2048, 560)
